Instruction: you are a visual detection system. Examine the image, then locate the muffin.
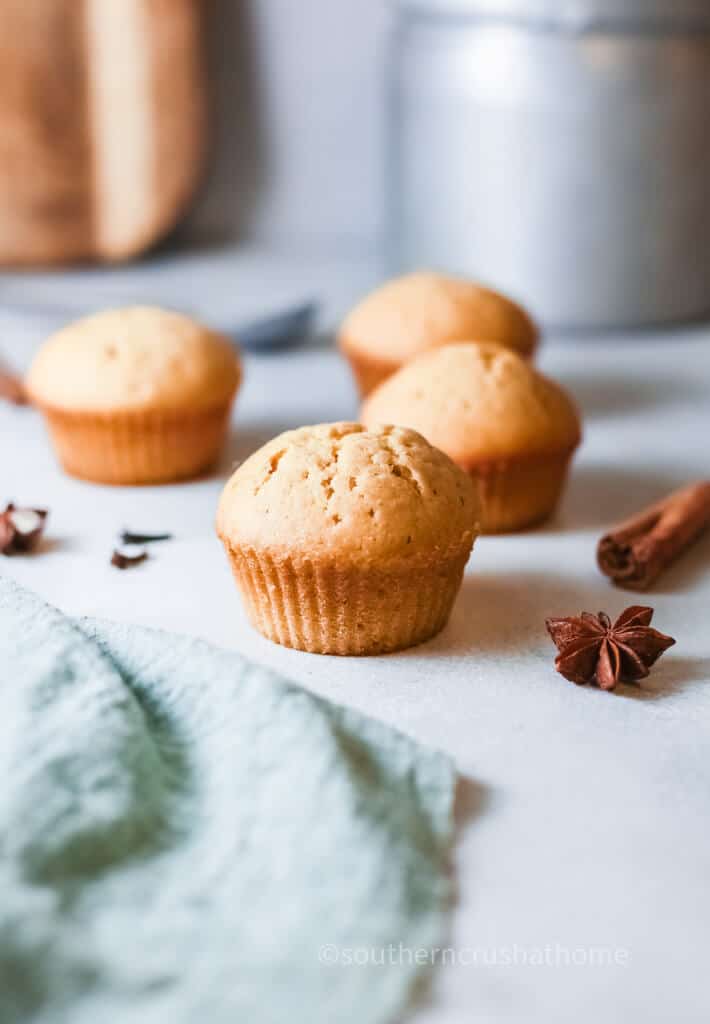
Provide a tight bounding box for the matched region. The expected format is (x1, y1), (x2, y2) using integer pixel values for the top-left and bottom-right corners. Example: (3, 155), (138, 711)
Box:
(361, 342), (581, 533)
(216, 422), (478, 655)
(26, 306), (241, 485)
(339, 271), (538, 397)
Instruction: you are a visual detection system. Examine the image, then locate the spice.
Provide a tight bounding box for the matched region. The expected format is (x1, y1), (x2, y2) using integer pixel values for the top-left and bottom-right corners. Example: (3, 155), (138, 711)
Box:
(111, 543), (149, 570)
(111, 529), (172, 568)
(119, 529), (173, 545)
(0, 369), (27, 405)
(545, 606), (675, 691)
(598, 481), (710, 591)
(0, 504), (48, 554)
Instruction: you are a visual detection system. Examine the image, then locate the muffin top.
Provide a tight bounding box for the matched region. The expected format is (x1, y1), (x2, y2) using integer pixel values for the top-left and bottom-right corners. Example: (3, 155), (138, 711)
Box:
(216, 422), (478, 567)
(339, 271), (538, 362)
(26, 306), (241, 413)
(361, 342), (581, 465)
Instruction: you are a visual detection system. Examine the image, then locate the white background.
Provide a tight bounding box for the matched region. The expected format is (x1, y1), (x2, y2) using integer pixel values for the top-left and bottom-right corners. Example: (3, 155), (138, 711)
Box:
(191, 0), (388, 251)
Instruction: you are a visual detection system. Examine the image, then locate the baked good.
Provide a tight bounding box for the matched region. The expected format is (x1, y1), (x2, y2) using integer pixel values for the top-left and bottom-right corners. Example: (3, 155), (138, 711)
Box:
(26, 306), (241, 485)
(0, 0), (208, 265)
(361, 342), (581, 533)
(216, 422), (478, 655)
(339, 271), (538, 396)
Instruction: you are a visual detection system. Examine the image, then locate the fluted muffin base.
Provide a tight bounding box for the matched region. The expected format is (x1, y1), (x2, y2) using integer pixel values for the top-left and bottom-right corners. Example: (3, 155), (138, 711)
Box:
(469, 450), (574, 533)
(223, 545), (471, 655)
(36, 402), (233, 485)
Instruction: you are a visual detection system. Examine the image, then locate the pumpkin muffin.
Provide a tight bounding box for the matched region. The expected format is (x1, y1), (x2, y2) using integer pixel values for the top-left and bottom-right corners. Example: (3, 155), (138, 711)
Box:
(26, 306), (241, 485)
(339, 271), (538, 397)
(361, 342), (581, 533)
(216, 422), (478, 655)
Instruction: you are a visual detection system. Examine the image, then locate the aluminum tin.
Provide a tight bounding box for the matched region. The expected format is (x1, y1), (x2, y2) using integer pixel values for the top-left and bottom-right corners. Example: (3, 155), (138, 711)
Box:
(388, 1), (710, 328)
(396, 1), (710, 31)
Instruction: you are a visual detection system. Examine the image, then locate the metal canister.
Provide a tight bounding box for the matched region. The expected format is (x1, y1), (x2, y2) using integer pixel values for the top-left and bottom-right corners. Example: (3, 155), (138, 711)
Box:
(387, 0), (710, 328)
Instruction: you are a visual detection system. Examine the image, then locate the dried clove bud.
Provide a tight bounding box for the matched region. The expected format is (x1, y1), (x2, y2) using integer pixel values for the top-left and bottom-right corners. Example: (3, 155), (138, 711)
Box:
(0, 504), (48, 554)
(111, 543), (149, 570)
(119, 529), (173, 545)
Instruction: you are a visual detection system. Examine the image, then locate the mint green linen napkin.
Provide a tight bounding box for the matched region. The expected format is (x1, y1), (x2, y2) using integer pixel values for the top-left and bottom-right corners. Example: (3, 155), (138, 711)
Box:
(0, 576), (455, 1024)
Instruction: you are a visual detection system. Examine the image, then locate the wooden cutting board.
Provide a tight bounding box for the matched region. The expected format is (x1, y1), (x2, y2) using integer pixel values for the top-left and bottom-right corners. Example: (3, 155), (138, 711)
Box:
(0, 0), (209, 266)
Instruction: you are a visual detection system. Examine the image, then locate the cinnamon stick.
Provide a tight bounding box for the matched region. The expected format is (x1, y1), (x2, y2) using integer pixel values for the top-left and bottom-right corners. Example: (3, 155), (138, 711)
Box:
(0, 368), (27, 405)
(597, 481), (710, 591)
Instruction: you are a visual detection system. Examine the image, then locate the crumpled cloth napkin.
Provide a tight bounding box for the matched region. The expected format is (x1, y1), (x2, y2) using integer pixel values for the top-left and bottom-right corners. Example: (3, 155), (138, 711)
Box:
(0, 576), (455, 1024)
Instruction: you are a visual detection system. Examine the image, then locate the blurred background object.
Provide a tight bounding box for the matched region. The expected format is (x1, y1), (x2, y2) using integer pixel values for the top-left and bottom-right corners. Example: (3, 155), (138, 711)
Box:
(4, 0), (710, 333)
(0, 0), (209, 265)
(190, 0), (387, 255)
(388, 0), (710, 329)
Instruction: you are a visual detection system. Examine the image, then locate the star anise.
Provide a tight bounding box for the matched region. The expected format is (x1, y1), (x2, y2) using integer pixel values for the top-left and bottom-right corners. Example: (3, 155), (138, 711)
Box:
(545, 606), (675, 691)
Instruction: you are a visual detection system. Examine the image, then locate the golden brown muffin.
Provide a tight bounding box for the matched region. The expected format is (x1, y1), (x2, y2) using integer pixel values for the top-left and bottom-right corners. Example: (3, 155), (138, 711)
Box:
(339, 271), (538, 396)
(26, 306), (241, 485)
(361, 342), (581, 533)
(216, 422), (479, 655)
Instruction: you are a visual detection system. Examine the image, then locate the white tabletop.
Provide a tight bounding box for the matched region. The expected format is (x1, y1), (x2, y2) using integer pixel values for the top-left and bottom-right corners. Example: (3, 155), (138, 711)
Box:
(2, 253), (710, 1024)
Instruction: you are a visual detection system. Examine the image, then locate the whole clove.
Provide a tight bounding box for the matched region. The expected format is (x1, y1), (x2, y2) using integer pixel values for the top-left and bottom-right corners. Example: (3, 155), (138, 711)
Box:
(119, 529), (173, 545)
(0, 504), (48, 555)
(111, 543), (149, 570)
